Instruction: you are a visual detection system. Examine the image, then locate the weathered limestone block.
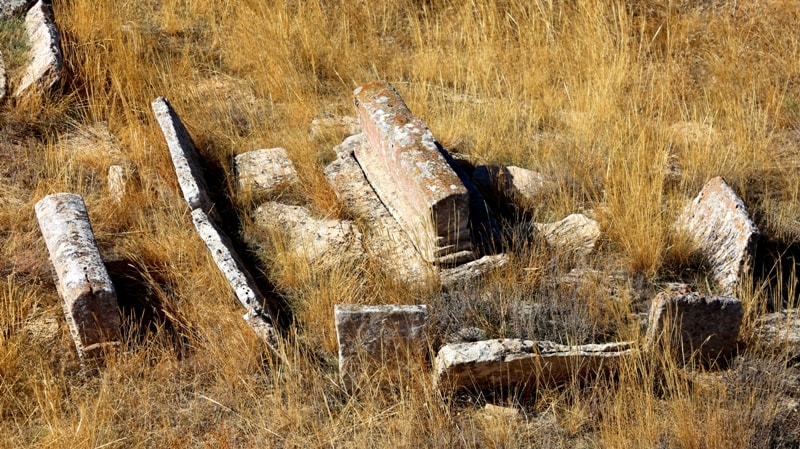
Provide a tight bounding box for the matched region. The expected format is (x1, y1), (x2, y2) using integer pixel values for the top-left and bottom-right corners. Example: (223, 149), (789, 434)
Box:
(310, 114), (361, 139)
(353, 82), (473, 265)
(677, 176), (759, 295)
(0, 0), (34, 18)
(151, 97), (212, 212)
(645, 290), (743, 364)
(435, 339), (633, 392)
(107, 165), (128, 203)
(439, 253), (509, 288)
(252, 202), (365, 267)
(535, 213), (601, 259)
(234, 148), (298, 198)
(472, 165), (555, 206)
(14, 0), (62, 98)
(34, 193), (121, 360)
(190, 208), (278, 349)
(335, 304), (429, 387)
(325, 135), (435, 285)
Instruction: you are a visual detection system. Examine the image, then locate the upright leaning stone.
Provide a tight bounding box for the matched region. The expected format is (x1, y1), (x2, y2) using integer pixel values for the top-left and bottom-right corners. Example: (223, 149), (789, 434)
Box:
(354, 82), (473, 265)
(677, 176), (758, 295)
(35, 193), (121, 361)
(14, 0), (62, 98)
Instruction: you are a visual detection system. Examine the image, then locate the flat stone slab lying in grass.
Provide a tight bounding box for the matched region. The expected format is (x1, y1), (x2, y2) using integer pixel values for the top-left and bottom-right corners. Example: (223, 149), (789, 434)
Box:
(645, 290), (743, 364)
(14, 0), (62, 98)
(676, 176), (759, 295)
(151, 97), (212, 212)
(353, 82), (473, 265)
(234, 148), (298, 199)
(435, 339), (633, 393)
(35, 193), (121, 362)
(335, 304), (429, 389)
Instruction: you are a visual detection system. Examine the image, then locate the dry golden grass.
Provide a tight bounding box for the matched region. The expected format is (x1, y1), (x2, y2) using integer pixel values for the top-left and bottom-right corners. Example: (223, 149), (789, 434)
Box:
(2, 0), (800, 447)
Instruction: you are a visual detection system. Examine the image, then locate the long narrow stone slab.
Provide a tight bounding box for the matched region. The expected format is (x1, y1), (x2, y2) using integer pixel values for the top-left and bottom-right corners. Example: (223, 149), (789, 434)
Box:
(190, 208), (279, 350)
(35, 193), (121, 361)
(324, 134), (435, 285)
(14, 0), (62, 98)
(676, 176), (759, 295)
(152, 97), (212, 212)
(335, 304), (429, 388)
(435, 339), (633, 392)
(353, 82), (473, 265)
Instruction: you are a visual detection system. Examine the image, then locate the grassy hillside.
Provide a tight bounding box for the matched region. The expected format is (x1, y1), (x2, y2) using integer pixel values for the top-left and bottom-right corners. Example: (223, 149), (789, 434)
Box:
(2, 0), (800, 447)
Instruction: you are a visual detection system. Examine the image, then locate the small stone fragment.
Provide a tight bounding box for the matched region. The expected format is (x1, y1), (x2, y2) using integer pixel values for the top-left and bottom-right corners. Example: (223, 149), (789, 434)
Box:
(14, 0), (62, 98)
(234, 148), (298, 199)
(439, 253), (509, 288)
(535, 213), (601, 259)
(354, 82), (473, 265)
(645, 290), (743, 364)
(435, 339), (633, 393)
(472, 165), (556, 207)
(252, 202), (365, 267)
(310, 114), (361, 139)
(151, 97), (213, 212)
(0, 51), (6, 101)
(335, 304), (429, 388)
(34, 193), (121, 362)
(754, 309), (800, 351)
(676, 176), (759, 295)
(107, 165), (128, 203)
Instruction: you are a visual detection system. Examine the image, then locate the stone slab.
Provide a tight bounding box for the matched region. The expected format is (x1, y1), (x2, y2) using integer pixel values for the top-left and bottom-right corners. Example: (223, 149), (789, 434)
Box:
(645, 290), (743, 364)
(335, 304), (429, 388)
(353, 82), (473, 264)
(324, 135), (435, 285)
(754, 309), (800, 351)
(535, 213), (601, 259)
(435, 339), (633, 392)
(677, 176), (759, 295)
(151, 97), (212, 212)
(190, 208), (278, 350)
(472, 165), (555, 206)
(14, 0), (62, 97)
(234, 148), (298, 198)
(107, 164), (127, 203)
(439, 253), (509, 288)
(34, 193), (121, 361)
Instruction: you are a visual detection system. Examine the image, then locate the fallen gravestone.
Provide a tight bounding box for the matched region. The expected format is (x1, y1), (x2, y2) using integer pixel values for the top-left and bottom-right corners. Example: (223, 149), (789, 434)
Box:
(234, 148), (298, 199)
(35, 193), (121, 362)
(354, 82), (473, 265)
(335, 304), (429, 389)
(645, 290), (743, 364)
(14, 0), (62, 98)
(676, 176), (759, 295)
(435, 339), (633, 393)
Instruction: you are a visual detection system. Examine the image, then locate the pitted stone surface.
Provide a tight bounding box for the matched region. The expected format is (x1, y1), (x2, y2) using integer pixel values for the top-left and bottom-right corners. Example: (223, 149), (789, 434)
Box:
(335, 304), (429, 388)
(325, 135), (435, 285)
(234, 148), (298, 198)
(14, 0), (62, 98)
(677, 176), (758, 295)
(152, 97), (212, 212)
(34, 193), (121, 361)
(755, 310), (800, 350)
(253, 202), (365, 267)
(435, 339), (633, 392)
(191, 208), (278, 349)
(535, 213), (601, 259)
(645, 290), (743, 364)
(353, 82), (473, 264)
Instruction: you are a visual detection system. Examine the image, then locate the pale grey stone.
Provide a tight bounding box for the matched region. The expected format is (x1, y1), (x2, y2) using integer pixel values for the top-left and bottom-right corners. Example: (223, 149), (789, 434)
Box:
(754, 309), (800, 349)
(645, 290), (743, 364)
(0, 0), (33, 18)
(190, 208), (279, 350)
(14, 0), (62, 98)
(252, 202), (365, 267)
(439, 253), (509, 288)
(676, 176), (759, 295)
(472, 165), (556, 206)
(335, 304), (429, 388)
(354, 82), (474, 265)
(435, 339), (633, 392)
(535, 213), (601, 258)
(107, 165), (127, 203)
(34, 193), (121, 361)
(0, 51), (6, 101)
(151, 97), (212, 212)
(234, 148), (298, 198)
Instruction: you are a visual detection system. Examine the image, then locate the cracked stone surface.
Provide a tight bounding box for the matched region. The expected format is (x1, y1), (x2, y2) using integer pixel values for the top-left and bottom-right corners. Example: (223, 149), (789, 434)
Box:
(14, 0), (62, 98)
(234, 148), (298, 199)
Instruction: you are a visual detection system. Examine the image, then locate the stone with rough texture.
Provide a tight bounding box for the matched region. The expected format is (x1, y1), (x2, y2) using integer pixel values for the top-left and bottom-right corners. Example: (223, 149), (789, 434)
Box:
(754, 309), (800, 350)
(472, 165), (555, 206)
(107, 165), (128, 203)
(190, 208), (278, 350)
(234, 148), (298, 198)
(35, 193), (121, 361)
(335, 304), (429, 387)
(253, 202), (365, 267)
(14, 0), (62, 98)
(151, 97), (212, 212)
(310, 114), (361, 139)
(325, 135), (435, 285)
(645, 291), (743, 364)
(435, 339), (633, 392)
(535, 213), (601, 259)
(354, 82), (473, 264)
(0, 51), (6, 101)
(0, 0), (33, 18)
(439, 253), (509, 288)
(677, 176), (759, 295)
